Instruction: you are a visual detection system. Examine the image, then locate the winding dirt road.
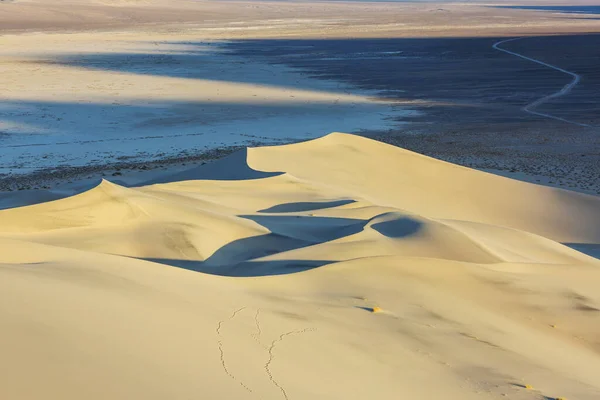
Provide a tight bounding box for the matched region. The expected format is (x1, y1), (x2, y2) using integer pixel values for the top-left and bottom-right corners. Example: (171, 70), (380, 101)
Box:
(493, 37), (590, 127)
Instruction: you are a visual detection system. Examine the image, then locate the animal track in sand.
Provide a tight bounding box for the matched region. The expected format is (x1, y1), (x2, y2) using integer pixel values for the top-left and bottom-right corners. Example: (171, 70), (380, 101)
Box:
(216, 307), (254, 394)
(251, 308), (266, 349)
(264, 328), (316, 400)
(216, 307), (315, 399)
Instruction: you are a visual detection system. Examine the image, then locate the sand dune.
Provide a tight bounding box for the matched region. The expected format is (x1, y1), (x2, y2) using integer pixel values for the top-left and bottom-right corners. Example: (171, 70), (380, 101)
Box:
(1, 133), (600, 399)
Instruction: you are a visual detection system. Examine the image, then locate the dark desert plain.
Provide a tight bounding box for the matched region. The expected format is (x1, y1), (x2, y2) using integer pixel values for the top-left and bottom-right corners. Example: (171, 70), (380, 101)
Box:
(2, 2), (600, 400)
(1, 0), (600, 195)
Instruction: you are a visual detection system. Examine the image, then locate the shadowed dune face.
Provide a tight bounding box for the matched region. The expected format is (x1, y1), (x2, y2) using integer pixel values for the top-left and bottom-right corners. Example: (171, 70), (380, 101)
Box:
(141, 149), (283, 185)
(259, 199), (356, 213)
(370, 217), (423, 238)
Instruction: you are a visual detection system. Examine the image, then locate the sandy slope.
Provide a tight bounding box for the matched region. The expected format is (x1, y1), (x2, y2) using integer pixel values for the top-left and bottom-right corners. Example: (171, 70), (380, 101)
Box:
(1, 133), (600, 400)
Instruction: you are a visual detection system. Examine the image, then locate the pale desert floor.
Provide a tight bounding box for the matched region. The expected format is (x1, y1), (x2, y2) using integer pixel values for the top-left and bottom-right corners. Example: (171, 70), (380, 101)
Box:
(1, 1), (600, 400)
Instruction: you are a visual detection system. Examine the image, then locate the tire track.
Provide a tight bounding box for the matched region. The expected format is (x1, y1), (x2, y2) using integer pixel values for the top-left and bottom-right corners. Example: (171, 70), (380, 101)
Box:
(493, 36), (590, 127)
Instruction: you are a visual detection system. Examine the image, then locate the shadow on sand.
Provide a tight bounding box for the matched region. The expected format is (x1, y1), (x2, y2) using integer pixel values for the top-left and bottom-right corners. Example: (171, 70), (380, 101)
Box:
(137, 212), (428, 276)
(140, 213), (368, 276)
(141, 148), (283, 185)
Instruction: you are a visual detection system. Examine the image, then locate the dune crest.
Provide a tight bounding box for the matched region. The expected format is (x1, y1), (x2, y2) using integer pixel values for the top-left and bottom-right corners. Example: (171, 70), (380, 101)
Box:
(1, 133), (600, 399)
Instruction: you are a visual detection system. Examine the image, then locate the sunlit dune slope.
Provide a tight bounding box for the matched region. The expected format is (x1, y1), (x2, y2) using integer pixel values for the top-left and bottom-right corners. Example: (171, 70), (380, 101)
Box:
(1, 133), (600, 400)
